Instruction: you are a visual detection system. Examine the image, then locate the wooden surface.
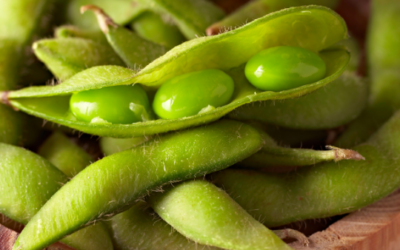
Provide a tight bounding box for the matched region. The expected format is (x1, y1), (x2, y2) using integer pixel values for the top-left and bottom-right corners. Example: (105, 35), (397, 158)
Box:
(289, 190), (400, 250)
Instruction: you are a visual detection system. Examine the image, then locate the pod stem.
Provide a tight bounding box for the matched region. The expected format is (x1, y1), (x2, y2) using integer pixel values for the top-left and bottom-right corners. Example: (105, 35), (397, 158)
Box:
(273, 229), (309, 247)
(326, 145), (366, 161)
(80, 5), (117, 33)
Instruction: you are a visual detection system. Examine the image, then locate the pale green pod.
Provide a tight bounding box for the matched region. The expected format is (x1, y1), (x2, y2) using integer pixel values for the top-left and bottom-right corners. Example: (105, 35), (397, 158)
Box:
(150, 180), (292, 250)
(0, 143), (113, 250)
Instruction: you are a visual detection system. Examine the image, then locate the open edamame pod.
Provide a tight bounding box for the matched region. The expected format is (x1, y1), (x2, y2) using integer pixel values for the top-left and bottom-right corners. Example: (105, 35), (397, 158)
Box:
(0, 143), (113, 250)
(149, 180), (293, 250)
(2, 6), (349, 138)
(212, 110), (400, 228)
(13, 120), (265, 250)
(33, 37), (125, 81)
(207, 0), (340, 35)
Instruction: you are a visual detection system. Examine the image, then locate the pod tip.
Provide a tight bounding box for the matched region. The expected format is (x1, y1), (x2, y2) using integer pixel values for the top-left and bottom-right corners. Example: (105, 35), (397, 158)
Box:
(326, 145), (366, 161)
(80, 5), (117, 33)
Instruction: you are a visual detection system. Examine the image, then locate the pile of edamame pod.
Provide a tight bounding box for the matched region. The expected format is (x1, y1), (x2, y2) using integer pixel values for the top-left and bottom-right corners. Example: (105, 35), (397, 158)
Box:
(0, 0), (398, 249)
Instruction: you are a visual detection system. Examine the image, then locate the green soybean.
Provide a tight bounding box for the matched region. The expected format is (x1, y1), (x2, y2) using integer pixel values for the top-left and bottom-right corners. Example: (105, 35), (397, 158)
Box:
(33, 37), (124, 81)
(0, 143), (113, 250)
(70, 85), (152, 124)
(153, 69), (234, 119)
(212, 110), (400, 228)
(14, 120), (265, 250)
(38, 132), (93, 177)
(245, 46), (327, 91)
(3, 7), (349, 138)
(132, 12), (186, 49)
(150, 180), (292, 250)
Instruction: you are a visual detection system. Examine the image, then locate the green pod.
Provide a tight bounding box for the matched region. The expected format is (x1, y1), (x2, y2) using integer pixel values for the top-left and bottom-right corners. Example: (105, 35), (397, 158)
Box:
(150, 180), (292, 250)
(0, 0), (51, 145)
(83, 5), (167, 70)
(3, 7), (349, 138)
(0, 0), (52, 90)
(100, 136), (151, 156)
(334, 0), (400, 147)
(134, 0), (225, 39)
(14, 120), (265, 250)
(229, 72), (367, 130)
(38, 132), (93, 177)
(33, 37), (124, 81)
(131, 11), (186, 48)
(55, 25), (107, 43)
(212, 110), (400, 227)
(207, 0), (339, 35)
(108, 201), (220, 250)
(0, 143), (113, 250)
(66, 0), (146, 30)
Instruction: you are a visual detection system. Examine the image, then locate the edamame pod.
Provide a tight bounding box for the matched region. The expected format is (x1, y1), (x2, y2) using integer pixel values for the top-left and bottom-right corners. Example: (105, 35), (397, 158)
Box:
(212, 110), (400, 227)
(38, 132), (93, 177)
(33, 38), (124, 81)
(149, 180), (292, 250)
(100, 136), (151, 156)
(82, 5), (167, 70)
(230, 72), (367, 130)
(108, 201), (220, 250)
(334, 0), (400, 147)
(55, 25), (107, 42)
(207, 0), (339, 35)
(0, 143), (113, 250)
(134, 0), (225, 39)
(14, 120), (265, 250)
(0, 0), (51, 145)
(3, 6), (349, 138)
(66, 0), (146, 30)
(131, 12), (186, 49)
